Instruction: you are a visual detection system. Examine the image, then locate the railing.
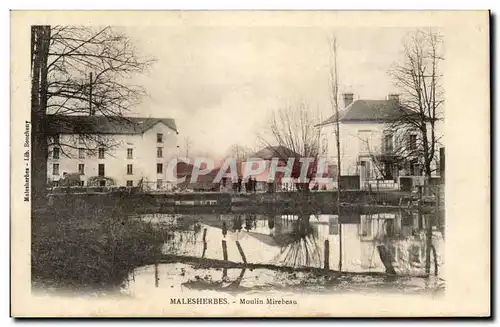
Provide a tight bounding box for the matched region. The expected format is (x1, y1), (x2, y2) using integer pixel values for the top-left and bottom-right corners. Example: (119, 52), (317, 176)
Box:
(49, 185), (140, 194)
(362, 179), (398, 191)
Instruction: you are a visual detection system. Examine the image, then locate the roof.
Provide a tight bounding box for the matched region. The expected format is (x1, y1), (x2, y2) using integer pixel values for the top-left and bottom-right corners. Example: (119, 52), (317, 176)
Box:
(175, 161), (226, 181)
(251, 146), (301, 160)
(317, 99), (412, 126)
(47, 115), (178, 135)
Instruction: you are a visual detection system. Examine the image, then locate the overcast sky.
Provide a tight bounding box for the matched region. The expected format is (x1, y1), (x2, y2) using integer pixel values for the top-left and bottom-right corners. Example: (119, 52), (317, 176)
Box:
(122, 26), (415, 157)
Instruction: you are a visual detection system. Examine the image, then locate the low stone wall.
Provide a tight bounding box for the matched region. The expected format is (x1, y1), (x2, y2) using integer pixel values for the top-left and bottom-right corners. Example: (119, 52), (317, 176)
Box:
(46, 189), (416, 216)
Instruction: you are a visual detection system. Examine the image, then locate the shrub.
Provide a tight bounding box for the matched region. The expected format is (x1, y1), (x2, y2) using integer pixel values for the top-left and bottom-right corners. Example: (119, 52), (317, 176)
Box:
(31, 206), (168, 291)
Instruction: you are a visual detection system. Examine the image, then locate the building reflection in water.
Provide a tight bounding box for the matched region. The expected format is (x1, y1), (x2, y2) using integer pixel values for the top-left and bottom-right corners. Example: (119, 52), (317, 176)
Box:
(156, 210), (444, 277)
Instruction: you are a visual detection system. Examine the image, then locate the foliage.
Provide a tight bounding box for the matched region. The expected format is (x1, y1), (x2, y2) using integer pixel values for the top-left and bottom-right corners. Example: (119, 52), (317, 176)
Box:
(31, 205), (169, 291)
(87, 176), (116, 187)
(58, 172), (82, 187)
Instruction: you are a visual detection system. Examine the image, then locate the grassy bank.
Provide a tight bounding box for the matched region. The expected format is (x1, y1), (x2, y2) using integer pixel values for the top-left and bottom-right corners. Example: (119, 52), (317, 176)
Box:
(31, 205), (170, 292)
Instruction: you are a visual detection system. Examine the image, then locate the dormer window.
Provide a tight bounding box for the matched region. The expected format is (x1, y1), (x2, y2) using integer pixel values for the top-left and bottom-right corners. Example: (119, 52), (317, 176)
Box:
(98, 147), (105, 159)
(78, 148), (85, 159)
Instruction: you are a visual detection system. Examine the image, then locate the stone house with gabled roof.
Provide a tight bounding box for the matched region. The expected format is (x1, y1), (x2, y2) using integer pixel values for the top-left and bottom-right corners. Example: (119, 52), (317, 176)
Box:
(47, 115), (179, 189)
(316, 93), (443, 190)
(240, 145), (306, 192)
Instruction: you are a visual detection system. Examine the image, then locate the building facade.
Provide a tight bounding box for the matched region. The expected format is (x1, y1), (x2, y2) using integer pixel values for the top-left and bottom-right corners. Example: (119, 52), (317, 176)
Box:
(317, 93), (443, 190)
(47, 115), (179, 189)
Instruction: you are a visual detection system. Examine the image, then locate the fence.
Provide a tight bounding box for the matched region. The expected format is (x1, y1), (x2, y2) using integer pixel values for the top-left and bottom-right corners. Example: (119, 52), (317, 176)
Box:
(399, 176), (442, 192)
(49, 185), (140, 194)
(362, 179), (398, 191)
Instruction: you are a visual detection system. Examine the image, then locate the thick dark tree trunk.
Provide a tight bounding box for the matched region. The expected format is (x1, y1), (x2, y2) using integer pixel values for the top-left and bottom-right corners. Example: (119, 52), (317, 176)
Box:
(31, 26), (51, 212)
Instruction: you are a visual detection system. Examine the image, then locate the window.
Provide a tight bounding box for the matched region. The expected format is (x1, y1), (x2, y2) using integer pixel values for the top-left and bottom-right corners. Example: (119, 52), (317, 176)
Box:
(321, 134), (328, 154)
(157, 133), (163, 143)
(127, 148), (133, 159)
(157, 179), (163, 189)
(409, 134), (417, 150)
(383, 134), (393, 152)
(358, 130), (371, 153)
(157, 147), (163, 158)
(78, 135), (84, 144)
(328, 164), (338, 180)
(359, 217), (373, 237)
(53, 147), (60, 159)
(360, 160), (371, 179)
(53, 134), (60, 145)
(157, 163), (163, 174)
(126, 180), (133, 187)
(99, 180), (106, 187)
(98, 164), (105, 177)
(98, 148), (105, 159)
(78, 148), (85, 159)
(329, 218), (339, 235)
(78, 164), (85, 175)
(410, 160), (421, 176)
(52, 163), (59, 175)
(127, 164), (133, 175)
(53, 180), (59, 187)
(384, 163), (394, 180)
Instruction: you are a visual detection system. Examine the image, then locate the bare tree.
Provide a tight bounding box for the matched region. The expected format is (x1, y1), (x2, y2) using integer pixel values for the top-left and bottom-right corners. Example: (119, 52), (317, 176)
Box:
(328, 36), (343, 272)
(226, 144), (254, 162)
(46, 26), (155, 152)
(31, 25), (154, 208)
(361, 138), (393, 181)
(388, 29), (444, 181)
(257, 102), (320, 190)
(183, 136), (193, 158)
(328, 36), (342, 191)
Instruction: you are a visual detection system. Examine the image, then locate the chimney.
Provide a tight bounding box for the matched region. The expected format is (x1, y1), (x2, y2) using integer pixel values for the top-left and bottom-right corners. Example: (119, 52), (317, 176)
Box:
(342, 93), (354, 108)
(388, 93), (399, 102)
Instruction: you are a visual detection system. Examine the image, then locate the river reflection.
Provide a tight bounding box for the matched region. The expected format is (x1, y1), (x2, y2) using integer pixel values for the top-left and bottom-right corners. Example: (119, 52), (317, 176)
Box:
(122, 210), (445, 296)
(138, 210), (444, 277)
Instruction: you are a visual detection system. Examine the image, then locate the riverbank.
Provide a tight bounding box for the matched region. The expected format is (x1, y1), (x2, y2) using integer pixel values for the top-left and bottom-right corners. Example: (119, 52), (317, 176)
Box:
(46, 189), (433, 216)
(31, 206), (169, 291)
(33, 190), (441, 293)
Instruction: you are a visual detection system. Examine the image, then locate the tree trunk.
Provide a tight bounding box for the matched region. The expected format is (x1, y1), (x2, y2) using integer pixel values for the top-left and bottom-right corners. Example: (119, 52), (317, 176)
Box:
(424, 214), (433, 276)
(31, 26), (51, 212)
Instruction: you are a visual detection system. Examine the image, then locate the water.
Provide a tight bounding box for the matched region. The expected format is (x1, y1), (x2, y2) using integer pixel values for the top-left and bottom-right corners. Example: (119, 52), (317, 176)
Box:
(123, 210), (445, 296)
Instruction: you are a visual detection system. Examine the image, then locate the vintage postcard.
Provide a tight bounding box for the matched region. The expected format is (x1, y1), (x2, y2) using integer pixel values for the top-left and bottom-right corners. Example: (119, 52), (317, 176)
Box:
(10, 10), (490, 317)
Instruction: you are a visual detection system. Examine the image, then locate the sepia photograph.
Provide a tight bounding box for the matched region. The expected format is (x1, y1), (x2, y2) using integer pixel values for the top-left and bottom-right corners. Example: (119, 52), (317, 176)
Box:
(10, 10), (490, 317)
